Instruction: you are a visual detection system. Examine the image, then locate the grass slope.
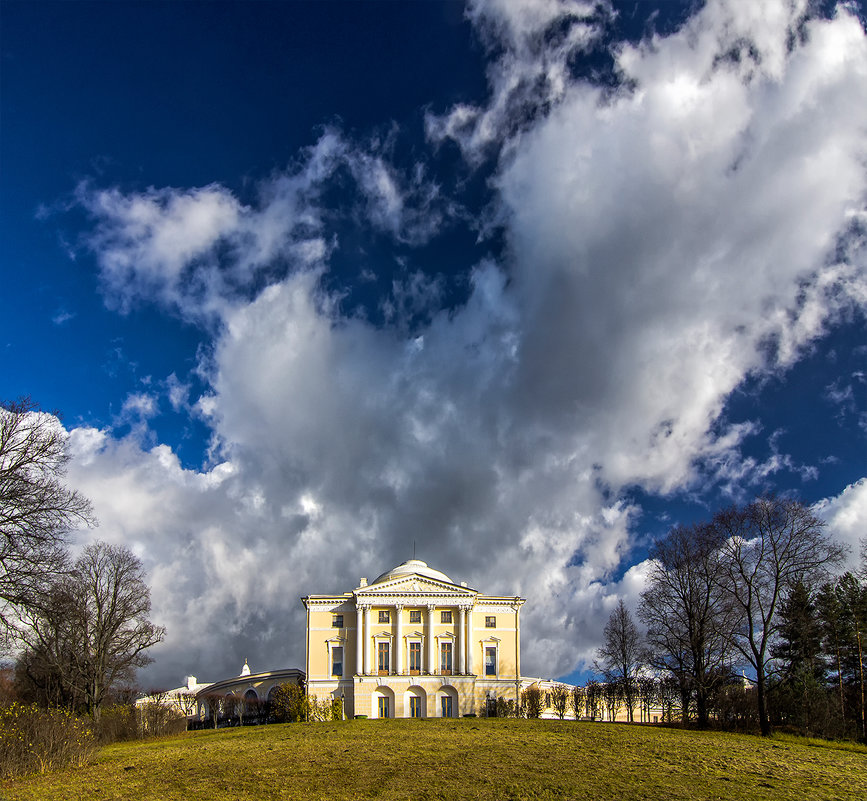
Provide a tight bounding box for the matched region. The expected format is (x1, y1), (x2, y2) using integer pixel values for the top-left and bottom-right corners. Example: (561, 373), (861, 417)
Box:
(3, 719), (866, 801)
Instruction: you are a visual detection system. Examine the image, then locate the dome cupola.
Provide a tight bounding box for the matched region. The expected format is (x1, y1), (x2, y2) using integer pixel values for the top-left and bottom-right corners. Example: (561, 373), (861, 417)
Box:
(370, 559), (453, 586)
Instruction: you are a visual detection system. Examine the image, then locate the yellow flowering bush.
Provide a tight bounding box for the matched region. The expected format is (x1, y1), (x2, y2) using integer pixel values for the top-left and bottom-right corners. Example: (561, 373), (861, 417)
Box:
(0, 703), (95, 779)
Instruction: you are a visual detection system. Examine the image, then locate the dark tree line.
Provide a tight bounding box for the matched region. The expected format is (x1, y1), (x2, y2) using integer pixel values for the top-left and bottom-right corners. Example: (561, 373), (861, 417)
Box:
(595, 497), (860, 738)
(1, 399), (164, 723)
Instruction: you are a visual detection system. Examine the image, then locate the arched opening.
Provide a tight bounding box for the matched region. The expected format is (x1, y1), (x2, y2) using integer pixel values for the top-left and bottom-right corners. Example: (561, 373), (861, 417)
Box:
(224, 693), (237, 722)
(243, 688), (260, 722)
(372, 685), (395, 719)
(405, 685), (426, 719)
(436, 685), (459, 718)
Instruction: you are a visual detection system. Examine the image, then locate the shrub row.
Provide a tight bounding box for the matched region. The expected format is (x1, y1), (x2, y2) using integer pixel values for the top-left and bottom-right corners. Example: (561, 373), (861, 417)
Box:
(0, 703), (95, 779)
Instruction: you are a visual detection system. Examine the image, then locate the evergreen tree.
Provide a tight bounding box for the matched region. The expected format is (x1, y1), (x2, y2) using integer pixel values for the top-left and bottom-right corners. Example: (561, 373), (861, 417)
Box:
(817, 581), (848, 726)
(770, 581), (826, 733)
(773, 581), (824, 681)
(836, 573), (867, 741)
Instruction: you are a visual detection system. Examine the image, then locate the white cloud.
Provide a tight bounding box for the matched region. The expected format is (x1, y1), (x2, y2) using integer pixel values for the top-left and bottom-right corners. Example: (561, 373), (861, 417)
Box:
(77, 131), (452, 323)
(64, 0), (867, 687)
(165, 373), (191, 412)
(426, 0), (609, 162)
(121, 392), (158, 420)
(52, 308), (75, 326)
(815, 478), (867, 571)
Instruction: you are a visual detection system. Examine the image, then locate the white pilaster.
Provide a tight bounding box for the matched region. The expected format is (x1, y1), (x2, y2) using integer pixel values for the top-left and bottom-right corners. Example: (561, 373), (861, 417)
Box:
(457, 606), (466, 675)
(356, 604), (363, 676)
(363, 605), (371, 676)
(427, 604), (436, 674)
(466, 606), (474, 675)
(394, 604), (404, 675)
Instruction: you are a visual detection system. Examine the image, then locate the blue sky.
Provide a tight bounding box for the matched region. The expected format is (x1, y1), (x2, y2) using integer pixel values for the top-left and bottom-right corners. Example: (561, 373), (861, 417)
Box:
(2, 0), (866, 689)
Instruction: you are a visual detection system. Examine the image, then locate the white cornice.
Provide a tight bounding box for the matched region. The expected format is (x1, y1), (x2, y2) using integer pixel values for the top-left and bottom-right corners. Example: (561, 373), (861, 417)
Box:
(355, 574), (478, 597)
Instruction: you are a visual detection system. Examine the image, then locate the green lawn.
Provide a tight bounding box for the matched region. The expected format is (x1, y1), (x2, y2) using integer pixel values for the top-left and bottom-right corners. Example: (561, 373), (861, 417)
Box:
(3, 719), (866, 801)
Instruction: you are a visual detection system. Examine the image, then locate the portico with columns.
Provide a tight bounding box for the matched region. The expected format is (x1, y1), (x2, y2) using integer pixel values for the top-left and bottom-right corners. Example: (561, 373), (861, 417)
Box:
(303, 560), (524, 719)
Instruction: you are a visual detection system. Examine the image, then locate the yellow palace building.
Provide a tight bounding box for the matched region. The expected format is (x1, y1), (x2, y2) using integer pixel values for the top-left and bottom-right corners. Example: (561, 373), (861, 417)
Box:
(302, 560), (525, 719)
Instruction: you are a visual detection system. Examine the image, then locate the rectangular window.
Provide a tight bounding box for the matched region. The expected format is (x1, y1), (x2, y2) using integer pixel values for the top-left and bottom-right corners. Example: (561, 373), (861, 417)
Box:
(409, 641), (422, 673)
(409, 609), (421, 624)
(378, 696), (389, 719)
(441, 610), (452, 624)
(440, 642), (452, 674)
(377, 642), (390, 674)
(332, 614), (343, 628)
(378, 610), (390, 624)
(441, 696), (452, 718)
(410, 696), (422, 718)
(485, 616), (496, 628)
(485, 646), (497, 677)
(331, 646), (343, 677)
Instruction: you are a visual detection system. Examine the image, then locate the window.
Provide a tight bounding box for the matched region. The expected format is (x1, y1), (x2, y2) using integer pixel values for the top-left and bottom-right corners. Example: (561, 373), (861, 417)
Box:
(378, 610), (390, 624)
(409, 641), (422, 673)
(441, 610), (452, 624)
(440, 642), (453, 674)
(331, 646), (343, 677)
(409, 696), (422, 718)
(378, 642), (390, 674)
(485, 616), (496, 628)
(485, 646), (497, 677)
(409, 609), (421, 624)
(441, 696), (453, 718)
(332, 614), (343, 628)
(378, 696), (389, 718)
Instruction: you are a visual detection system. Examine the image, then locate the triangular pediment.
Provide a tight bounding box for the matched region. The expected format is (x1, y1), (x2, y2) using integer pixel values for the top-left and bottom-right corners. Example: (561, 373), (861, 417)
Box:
(356, 574), (476, 598)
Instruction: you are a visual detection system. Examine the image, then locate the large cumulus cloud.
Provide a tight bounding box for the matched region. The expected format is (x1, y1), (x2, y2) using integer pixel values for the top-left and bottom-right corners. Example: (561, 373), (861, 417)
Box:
(65, 0), (867, 687)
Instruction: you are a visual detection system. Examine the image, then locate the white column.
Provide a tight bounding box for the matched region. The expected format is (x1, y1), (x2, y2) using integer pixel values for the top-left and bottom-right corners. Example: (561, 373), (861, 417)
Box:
(362, 606), (371, 676)
(457, 607), (466, 675)
(514, 603), (521, 692)
(356, 604), (363, 676)
(466, 607), (474, 675)
(427, 604), (437, 674)
(394, 604), (403, 675)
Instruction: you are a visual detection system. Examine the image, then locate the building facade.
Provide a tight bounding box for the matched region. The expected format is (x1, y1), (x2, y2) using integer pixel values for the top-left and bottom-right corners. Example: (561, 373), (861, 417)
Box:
(137, 675), (212, 721)
(302, 559), (525, 718)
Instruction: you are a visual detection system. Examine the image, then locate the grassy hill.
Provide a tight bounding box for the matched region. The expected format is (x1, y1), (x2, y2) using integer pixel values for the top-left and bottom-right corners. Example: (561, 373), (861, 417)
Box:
(3, 718), (866, 801)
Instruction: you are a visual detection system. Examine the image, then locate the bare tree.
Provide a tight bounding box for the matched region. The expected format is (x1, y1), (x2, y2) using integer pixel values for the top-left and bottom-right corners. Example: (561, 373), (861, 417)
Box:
(585, 679), (602, 721)
(0, 399), (94, 631)
(639, 523), (736, 727)
(520, 685), (543, 718)
(603, 679), (622, 721)
(715, 497), (847, 736)
(637, 676), (658, 723)
(19, 542), (164, 723)
(550, 684), (569, 719)
(570, 684), (585, 721)
(594, 600), (643, 721)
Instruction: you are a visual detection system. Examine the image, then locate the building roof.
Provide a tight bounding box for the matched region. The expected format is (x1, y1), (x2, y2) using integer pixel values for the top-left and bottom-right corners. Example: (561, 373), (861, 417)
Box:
(370, 559), (454, 586)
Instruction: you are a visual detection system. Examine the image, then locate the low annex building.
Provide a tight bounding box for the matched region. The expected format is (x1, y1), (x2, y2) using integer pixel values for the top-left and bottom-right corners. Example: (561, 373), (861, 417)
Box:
(193, 662), (305, 723)
(302, 559), (525, 718)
